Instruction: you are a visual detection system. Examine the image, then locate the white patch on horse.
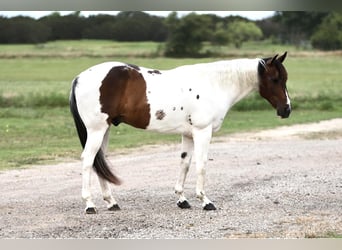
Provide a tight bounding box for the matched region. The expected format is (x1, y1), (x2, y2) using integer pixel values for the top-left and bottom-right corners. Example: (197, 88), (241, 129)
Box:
(142, 59), (261, 134)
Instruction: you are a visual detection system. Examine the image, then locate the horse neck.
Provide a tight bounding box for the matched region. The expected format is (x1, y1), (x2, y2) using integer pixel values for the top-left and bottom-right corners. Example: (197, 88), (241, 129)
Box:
(215, 58), (260, 107)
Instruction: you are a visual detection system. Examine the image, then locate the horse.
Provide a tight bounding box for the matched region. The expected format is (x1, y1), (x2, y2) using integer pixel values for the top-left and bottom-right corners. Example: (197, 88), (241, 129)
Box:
(69, 52), (291, 214)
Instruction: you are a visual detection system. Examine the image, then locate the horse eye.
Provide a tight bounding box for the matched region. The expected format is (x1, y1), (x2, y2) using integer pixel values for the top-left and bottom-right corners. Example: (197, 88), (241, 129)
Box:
(267, 76), (279, 84)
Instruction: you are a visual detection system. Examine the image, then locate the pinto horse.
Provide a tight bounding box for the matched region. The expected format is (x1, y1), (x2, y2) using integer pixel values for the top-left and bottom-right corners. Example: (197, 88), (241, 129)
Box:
(69, 52), (291, 214)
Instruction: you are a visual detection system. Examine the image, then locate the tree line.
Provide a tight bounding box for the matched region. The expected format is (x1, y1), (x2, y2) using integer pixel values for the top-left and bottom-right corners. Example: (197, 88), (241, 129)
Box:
(0, 11), (341, 56)
(0, 11), (168, 43)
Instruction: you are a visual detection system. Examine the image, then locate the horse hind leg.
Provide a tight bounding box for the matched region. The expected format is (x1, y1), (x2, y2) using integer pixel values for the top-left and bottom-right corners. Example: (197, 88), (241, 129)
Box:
(97, 128), (120, 211)
(81, 126), (109, 214)
(175, 135), (194, 209)
(98, 177), (120, 211)
(101, 127), (110, 157)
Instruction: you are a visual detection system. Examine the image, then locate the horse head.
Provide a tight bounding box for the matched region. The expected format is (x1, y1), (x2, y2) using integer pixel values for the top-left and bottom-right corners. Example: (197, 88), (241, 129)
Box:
(258, 52), (291, 118)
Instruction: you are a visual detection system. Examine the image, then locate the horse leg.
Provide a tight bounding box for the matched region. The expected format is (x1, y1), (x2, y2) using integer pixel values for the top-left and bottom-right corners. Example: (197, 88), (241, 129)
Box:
(98, 177), (120, 211)
(97, 128), (120, 211)
(192, 125), (216, 210)
(81, 126), (109, 214)
(101, 127), (110, 157)
(175, 135), (194, 209)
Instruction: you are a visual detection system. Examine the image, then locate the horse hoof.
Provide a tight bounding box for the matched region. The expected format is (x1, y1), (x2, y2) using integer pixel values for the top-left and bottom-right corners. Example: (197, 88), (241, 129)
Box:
(85, 207), (97, 214)
(177, 200), (191, 209)
(108, 204), (121, 211)
(203, 203), (216, 211)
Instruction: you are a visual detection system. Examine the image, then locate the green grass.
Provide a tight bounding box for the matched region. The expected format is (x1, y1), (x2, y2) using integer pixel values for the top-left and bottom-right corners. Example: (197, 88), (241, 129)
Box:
(305, 231), (342, 238)
(203, 40), (301, 57)
(0, 40), (162, 58)
(0, 39), (295, 59)
(0, 40), (341, 170)
(1, 55), (341, 108)
(1, 106), (341, 170)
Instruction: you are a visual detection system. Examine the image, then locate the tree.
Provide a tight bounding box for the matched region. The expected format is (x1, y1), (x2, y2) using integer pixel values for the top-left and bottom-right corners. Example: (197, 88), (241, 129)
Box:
(212, 22), (230, 46)
(311, 12), (342, 50)
(226, 20), (263, 48)
(0, 16), (50, 43)
(256, 17), (282, 43)
(82, 14), (117, 40)
(164, 12), (212, 57)
(110, 11), (167, 41)
(39, 12), (87, 40)
(272, 11), (329, 45)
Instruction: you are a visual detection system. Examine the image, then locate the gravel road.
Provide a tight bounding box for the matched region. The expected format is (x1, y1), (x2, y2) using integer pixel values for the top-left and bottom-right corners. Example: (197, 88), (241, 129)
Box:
(0, 119), (341, 238)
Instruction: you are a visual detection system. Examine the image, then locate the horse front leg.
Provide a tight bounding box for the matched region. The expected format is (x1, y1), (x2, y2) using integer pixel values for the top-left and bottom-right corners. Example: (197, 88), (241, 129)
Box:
(193, 125), (216, 211)
(175, 134), (194, 209)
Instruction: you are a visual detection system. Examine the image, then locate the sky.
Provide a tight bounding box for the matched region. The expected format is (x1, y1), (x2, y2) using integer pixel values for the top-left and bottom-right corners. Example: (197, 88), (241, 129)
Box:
(0, 11), (275, 20)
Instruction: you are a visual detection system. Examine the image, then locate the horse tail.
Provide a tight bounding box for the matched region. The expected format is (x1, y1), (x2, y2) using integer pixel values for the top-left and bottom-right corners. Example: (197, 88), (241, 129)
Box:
(69, 77), (121, 185)
(69, 77), (87, 148)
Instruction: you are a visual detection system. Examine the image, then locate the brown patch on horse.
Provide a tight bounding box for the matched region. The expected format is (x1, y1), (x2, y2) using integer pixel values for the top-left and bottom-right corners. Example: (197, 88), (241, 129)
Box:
(100, 66), (150, 129)
(155, 110), (166, 120)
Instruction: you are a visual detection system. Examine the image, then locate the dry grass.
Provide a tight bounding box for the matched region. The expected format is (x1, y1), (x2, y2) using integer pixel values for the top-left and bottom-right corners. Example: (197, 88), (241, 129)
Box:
(300, 130), (342, 140)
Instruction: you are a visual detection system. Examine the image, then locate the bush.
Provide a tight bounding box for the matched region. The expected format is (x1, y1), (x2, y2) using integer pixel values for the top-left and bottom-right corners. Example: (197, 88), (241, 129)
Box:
(226, 20), (263, 48)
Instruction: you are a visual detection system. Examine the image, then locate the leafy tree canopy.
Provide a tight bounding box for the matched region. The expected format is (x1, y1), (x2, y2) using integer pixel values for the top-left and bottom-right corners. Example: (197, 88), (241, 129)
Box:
(311, 12), (342, 50)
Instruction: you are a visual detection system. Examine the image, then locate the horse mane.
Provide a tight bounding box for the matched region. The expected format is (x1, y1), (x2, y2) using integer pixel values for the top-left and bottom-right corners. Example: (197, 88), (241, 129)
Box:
(258, 58), (267, 70)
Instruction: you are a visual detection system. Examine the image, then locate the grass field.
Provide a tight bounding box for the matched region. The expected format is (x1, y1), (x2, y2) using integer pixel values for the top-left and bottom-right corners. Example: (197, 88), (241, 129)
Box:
(0, 40), (341, 170)
(0, 39), (299, 58)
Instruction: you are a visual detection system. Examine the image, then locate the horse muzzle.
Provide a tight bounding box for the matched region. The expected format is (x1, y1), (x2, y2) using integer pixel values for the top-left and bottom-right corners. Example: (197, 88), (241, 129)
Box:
(277, 104), (291, 119)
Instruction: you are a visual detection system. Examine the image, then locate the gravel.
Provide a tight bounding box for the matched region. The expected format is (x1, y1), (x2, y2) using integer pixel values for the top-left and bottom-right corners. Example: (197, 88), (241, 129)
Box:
(0, 119), (341, 238)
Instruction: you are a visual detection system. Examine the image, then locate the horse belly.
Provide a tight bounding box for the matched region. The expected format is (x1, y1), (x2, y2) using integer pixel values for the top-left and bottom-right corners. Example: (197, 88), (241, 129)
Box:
(145, 93), (214, 134)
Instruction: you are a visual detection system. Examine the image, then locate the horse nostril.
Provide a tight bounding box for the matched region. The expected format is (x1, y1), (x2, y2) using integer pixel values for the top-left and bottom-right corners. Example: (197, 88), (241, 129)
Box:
(284, 104), (289, 111)
(283, 105), (291, 118)
(278, 105), (291, 118)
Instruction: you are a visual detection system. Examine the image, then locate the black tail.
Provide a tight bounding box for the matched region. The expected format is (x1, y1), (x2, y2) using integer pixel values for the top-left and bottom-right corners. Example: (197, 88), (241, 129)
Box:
(69, 77), (121, 185)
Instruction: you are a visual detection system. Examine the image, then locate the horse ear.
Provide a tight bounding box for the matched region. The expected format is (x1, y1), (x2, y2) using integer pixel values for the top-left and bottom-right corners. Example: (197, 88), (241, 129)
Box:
(277, 51), (287, 63)
(267, 54), (278, 65)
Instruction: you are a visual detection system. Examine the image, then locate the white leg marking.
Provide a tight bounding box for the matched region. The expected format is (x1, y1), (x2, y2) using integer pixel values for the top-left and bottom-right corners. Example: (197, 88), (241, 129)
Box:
(98, 177), (118, 208)
(175, 135), (193, 204)
(192, 125), (214, 208)
(81, 160), (95, 210)
(81, 127), (108, 212)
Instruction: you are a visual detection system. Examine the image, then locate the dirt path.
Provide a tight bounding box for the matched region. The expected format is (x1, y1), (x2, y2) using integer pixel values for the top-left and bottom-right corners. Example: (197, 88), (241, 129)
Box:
(0, 119), (341, 238)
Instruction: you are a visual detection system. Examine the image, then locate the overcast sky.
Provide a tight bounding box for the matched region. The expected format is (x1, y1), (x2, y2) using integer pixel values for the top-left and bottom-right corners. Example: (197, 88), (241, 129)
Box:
(0, 11), (275, 20)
